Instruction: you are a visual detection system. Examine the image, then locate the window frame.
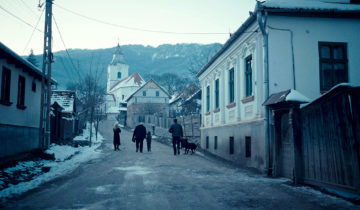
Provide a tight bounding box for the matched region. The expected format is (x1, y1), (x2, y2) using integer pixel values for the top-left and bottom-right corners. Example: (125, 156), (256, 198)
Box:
(214, 136), (218, 150)
(32, 81), (36, 92)
(215, 79), (219, 109)
(17, 75), (26, 109)
(0, 67), (12, 105)
(245, 136), (251, 158)
(245, 55), (252, 97)
(228, 68), (234, 103)
(206, 85), (210, 112)
(318, 42), (348, 92)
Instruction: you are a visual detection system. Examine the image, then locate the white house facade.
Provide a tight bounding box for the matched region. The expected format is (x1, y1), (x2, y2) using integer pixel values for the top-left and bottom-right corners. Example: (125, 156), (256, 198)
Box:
(126, 80), (170, 127)
(196, 0), (360, 172)
(0, 42), (52, 162)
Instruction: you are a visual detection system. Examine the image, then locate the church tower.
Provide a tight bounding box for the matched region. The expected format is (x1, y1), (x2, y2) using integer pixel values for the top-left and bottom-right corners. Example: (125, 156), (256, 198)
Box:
(107, 43), (129, 92)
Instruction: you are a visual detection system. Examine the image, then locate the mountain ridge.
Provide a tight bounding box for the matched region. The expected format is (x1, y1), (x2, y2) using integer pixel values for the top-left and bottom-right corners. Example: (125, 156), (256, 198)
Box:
(32, 43), (222, 89)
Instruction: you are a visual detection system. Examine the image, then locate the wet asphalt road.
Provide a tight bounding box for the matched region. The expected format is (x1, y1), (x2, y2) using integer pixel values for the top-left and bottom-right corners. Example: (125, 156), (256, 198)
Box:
(3, 120), (356, 209)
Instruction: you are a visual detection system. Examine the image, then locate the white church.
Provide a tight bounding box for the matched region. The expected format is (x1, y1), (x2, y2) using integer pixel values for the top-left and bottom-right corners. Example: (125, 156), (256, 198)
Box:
(105, 44), (145, 122)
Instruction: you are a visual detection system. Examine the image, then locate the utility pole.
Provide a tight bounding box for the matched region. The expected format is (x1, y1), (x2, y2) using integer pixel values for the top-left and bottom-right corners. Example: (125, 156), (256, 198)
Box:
(39, 0), (53, 149)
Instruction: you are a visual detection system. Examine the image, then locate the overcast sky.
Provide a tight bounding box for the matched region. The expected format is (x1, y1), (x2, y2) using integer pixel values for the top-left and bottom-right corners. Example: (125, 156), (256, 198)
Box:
(0, 0), (256, 56)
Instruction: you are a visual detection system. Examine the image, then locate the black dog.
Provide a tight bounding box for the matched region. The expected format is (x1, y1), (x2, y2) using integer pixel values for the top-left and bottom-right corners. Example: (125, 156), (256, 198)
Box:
(181, 139), (197, 154)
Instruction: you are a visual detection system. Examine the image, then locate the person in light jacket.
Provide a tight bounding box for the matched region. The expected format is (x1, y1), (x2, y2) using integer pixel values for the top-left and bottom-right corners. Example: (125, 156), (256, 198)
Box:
(168, 119), (183, 155)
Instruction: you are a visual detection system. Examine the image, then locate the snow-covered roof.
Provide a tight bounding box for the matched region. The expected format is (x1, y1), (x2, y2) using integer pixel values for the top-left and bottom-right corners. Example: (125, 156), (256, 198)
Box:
(51, 90), (75, 113)
(197, 0), (360, 78)
(169, 91), (182, 104)
(263, 89), (310, 106)
(184, 89), (201, 103)
(0, 42), (56, 84)
(109, 72), (145, 92)
(263, 0), (360, 11)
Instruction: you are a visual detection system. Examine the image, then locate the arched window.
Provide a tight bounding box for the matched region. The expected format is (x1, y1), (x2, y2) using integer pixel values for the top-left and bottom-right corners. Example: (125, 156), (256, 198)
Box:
(117, 72), (121, 78)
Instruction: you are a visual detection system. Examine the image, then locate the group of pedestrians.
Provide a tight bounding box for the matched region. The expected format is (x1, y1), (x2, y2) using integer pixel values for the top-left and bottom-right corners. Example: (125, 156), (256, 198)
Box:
(112, 118), (183, 155)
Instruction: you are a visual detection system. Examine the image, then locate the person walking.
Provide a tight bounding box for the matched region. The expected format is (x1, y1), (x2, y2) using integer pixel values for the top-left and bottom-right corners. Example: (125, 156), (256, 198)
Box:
(169, 119), (183, 155)
(132, 124), (147, 153)
(113, 123), (121, 151)
(146, 131), (152, 152)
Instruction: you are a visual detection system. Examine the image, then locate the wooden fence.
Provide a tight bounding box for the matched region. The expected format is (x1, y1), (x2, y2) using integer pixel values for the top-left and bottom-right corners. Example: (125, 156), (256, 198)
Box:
(300, 86), (360, 193)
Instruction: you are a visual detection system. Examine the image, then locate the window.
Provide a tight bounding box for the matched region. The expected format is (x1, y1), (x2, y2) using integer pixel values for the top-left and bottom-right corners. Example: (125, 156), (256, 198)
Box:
(245, 136), (251, 157)
(206, 136), (209, 149)
(117, 72), (121, 78)
(206, 86), (210, 112)
(156, 91), (159, 96)
(122, 95), (124, 100)
(229, 68), (234, 103)
(143, 91), (146, 96)
(245, 55), (252, 97)
(215, 79), (219, 109)
(214, 136), (218, 150)
(32, 82), (36, 92)
(319, 42), (348, 91)
(17, 76), (26, 109)
(229, 137), (234, 154)
(1, 67), (11, 105)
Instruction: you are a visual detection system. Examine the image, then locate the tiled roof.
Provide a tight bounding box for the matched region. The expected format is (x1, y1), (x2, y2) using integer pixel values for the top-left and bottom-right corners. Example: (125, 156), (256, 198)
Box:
(51, 90), (75, 113)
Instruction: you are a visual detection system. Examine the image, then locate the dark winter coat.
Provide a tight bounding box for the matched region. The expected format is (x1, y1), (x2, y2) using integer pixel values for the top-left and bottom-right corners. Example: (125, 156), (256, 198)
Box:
(113, 127), (121, 145)
(169, 122), (183, 137)
(146, 132), (152, 142)
(132, 124), (147, 141)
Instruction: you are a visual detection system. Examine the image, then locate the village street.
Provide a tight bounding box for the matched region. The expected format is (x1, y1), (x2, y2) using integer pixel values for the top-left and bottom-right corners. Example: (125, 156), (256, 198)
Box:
(3, 120), (356, 210)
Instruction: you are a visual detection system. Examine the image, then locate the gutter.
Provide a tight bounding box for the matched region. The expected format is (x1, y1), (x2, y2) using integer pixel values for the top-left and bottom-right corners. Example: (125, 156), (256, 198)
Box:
(256, 2), (271, 175)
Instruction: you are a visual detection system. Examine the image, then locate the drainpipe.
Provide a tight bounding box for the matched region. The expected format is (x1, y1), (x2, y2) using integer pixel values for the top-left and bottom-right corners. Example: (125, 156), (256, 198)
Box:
(256, 2), (271, 175)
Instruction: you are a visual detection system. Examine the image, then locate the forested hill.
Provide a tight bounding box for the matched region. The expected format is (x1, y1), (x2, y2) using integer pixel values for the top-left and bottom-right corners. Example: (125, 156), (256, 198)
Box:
(32, 43), (222, 89)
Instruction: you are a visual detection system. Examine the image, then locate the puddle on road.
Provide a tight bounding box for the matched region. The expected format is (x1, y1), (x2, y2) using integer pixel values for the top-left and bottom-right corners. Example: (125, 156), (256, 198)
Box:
(113, 166), (151, 175)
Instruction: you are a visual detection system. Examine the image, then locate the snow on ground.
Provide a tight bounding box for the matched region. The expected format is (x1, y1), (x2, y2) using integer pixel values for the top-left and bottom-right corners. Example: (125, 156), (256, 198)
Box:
(0, 123), (104, 202)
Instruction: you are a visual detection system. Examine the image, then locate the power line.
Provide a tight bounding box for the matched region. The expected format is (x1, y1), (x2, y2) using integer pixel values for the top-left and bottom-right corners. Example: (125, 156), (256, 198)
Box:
(0, 5), (43, 33)
(54, 3), (228, 35)
(22, 7), (45, 54)
(18, 0), (38, 17)
(52, 14), (83, 82)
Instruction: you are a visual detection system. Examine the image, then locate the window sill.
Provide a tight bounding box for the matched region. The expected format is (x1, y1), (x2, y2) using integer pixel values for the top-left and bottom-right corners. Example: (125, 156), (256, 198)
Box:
(213, 108), (220, 113)
(226, 102), (236, 109)
(0, 100), (13, 106)
(16, 104), (27, 110)
(205, 112), (211, 116)
(241, 95), (254, 104)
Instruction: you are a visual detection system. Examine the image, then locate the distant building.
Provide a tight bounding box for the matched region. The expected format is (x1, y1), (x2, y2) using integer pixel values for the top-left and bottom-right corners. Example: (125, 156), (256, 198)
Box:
(196, 0), (360, 172)
(126, 79), (170, 127)
(169, 83), (201, 117)
(106, 44), (145, 123)
(0, 42), (54, 163)
(50, 90), (77, 143)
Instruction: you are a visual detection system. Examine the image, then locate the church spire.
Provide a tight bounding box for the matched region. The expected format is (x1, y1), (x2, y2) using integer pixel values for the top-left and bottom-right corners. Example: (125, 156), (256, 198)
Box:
(110, 43), (126, 65)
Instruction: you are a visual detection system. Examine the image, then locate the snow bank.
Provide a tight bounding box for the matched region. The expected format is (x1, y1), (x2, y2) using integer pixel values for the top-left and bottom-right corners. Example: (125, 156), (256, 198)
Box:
(0, 123), (104, 201)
